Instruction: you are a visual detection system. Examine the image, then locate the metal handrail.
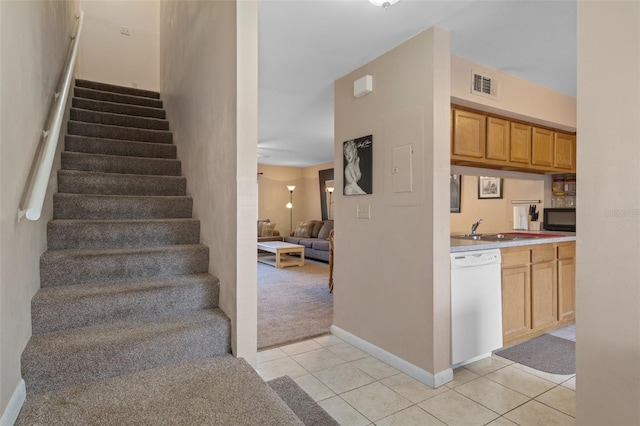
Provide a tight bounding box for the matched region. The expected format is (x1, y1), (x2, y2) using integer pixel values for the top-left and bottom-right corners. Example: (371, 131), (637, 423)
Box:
(18, 12), (84, 222)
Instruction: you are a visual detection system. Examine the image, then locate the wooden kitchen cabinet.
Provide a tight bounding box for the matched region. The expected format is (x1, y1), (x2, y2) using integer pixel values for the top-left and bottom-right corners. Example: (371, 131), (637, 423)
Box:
(486, 117), (510, 161)
(557, 242), (576, 321)
(554, 133), (576, 171)
(502, 264), (531, 342)
(452, 109), (486, 158)
(531, 127), (555, 168)
(531, 245), (558, 330)
(510, 122), (532, 164)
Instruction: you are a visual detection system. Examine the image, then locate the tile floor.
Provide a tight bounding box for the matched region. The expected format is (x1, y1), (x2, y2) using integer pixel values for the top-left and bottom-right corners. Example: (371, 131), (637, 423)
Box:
(257, 325), (576, 426)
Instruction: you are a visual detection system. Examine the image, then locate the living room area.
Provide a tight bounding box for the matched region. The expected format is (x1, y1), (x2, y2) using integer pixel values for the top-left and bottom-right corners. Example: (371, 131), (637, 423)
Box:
(257, 162), (336, 350)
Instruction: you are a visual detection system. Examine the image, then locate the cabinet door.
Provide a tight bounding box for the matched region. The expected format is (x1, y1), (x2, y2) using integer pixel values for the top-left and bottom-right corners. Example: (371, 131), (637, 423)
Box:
(558, 258), (576, 321)
(531, 128), (554, 167)
(452, 109), (486, 158)
(502, 265), (531, 343)
(531, 261), (558, 329)
(510, 123), (531, 164)
(486, 117), (509, 161)
(554, 133), (576, 171)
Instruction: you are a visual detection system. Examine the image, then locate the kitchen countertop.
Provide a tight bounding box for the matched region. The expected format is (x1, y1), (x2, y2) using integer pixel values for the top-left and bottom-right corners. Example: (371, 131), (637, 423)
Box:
(450, 230), (576, 253)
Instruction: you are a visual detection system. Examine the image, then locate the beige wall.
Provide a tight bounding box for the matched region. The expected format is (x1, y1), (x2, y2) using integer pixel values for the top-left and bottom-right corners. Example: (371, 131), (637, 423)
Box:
(159, 0), (258, 364)
(450, 168), (547, 234)
(451, 55), (576, 132)
(78, 0), (159, 91)
(334, 27), (451, 378)
(258, 161), (333, 237)
(576, 2), (640, 425)
(0, 0), (78, 419)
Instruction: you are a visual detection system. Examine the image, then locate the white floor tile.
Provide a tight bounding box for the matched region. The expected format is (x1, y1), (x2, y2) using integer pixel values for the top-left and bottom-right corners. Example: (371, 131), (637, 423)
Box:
(257, 347), (288, 364)
(375, 405), (446, 426)
(314, 334), (345, 347)
(380, 373), (447, 404)
(292, 348), (347, 372)
(485, 365), (556, 398)
(504, 400), (575, 426)
(256, 356), (308, 381)
(418, 389), (500, 426)
(445, 367), (480, 388)
(455, 377), (529, 414)
(535, 386), (576, 417)
(318, 396), (370, 426)
(341, 382), (412, 422)
(351, 357), (400, 381)
(463, 356), (508, 376)
(485, 417), (519, 426)
(561, 376), (576, 391)
(314, 363), (376, 394)
(280, 339), (323, 355)
(293, 373), (336, 402)
(327, 342), (369, 362)
(510, 362), (575, 384)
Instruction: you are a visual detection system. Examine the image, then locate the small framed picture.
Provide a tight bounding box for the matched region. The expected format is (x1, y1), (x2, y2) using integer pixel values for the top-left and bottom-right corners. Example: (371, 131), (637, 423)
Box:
(450, 174), (461, 213)
(478, 176), (503, 199)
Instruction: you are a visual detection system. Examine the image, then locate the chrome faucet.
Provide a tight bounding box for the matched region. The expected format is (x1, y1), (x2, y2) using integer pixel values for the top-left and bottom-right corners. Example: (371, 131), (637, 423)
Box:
(470, 219), (483, 235)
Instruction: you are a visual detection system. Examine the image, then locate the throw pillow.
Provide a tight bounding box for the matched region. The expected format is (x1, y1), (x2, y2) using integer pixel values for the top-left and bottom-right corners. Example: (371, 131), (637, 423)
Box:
(317, 220), (334, 240)
(293, 221), (313, 238)
(257, 219), (270, 237)
(260, 222), (275, 237)
(310, 220), (324, 238)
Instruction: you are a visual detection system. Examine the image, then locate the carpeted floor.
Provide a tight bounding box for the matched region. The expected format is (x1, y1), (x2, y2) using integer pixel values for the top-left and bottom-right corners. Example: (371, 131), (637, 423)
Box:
(495, 333), (576, 375)
(258, 259), (333, 350)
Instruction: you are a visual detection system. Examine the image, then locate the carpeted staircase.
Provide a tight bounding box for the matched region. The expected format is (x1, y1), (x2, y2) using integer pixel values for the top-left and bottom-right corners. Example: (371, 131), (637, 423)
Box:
(16, 80), (304, 425)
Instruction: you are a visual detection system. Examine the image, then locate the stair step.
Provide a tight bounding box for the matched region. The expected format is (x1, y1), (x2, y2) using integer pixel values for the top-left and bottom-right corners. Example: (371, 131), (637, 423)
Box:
(68, 120), (172, 144)
(72, 97), (166, 119)
(40, 244), (209, 287)
(70, 108), (169, 131)
(74, 87), (163, 109)
(61, 151), (181, 176)
(65, 135), (177, 159)
(16, 356), (304, 426)
(31, 274), (219, 334)
(75, 79), (160, 99)
(53, 193), (193, 220)
(58, 170), (186, 196)
(47, 218), (200, 250)
(22, 309), (231, 395)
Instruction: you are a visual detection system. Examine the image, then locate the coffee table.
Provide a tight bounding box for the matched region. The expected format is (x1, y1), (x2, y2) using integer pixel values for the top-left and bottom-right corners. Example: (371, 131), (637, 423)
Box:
(257, 241), (305, 268)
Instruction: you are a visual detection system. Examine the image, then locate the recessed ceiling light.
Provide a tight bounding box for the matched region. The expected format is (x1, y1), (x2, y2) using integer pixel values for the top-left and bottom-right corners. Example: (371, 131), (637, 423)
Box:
(368, 0), (399, 9)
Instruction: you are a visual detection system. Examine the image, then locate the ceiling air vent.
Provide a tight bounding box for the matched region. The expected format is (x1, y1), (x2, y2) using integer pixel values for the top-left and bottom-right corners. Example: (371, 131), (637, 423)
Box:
(471, 70), (499, 100)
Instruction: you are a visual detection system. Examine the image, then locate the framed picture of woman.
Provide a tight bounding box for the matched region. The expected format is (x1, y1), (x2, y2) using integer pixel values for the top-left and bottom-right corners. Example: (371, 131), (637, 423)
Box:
(343, 135), (372, 195)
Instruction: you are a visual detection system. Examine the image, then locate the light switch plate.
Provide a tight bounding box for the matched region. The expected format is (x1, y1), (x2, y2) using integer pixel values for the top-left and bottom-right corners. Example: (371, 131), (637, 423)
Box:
(356, 204), (370, 219)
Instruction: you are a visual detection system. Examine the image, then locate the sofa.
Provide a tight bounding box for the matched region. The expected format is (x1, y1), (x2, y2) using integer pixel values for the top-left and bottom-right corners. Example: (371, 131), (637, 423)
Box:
(257, 219), (283, 242)
(285, 219), (333, 262)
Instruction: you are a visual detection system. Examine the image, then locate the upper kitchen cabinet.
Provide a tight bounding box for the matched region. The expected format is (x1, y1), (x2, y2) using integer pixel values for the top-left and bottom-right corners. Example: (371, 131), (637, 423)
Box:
(451, 105), (577, 174)
(452, 109), (486, 158)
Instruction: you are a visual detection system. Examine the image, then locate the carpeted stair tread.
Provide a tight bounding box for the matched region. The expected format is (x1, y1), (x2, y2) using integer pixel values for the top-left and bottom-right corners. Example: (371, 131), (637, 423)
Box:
(16, 355), (303, 425)
(61, 151), (181, 176)
(68, 120), (173, 144)
(47, 218), (200, 250)
(40, 244), (209, 287)
(75, 79), (161, 99)
(65, 134), (177, 159)
(58, 170), (186, 196)
(72, 97), (166, 119)
(31, 274), (219, 334)
(53, 193), (193, 220)
(22, 309), (231, 395)
(74, 86), (163, 108)
(70, 107), (170, 131)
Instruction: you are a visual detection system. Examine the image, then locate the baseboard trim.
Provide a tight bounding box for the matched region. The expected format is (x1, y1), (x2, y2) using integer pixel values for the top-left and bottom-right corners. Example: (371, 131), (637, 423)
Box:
(331, 326), (453, 388)
(0, 379), (25, 426)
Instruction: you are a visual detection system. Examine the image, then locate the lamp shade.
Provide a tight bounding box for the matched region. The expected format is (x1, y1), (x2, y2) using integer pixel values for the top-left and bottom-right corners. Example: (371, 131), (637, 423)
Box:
(287, 185), (296, 192)
(326, 186), (335, 193)
(286, 202), (292, 209)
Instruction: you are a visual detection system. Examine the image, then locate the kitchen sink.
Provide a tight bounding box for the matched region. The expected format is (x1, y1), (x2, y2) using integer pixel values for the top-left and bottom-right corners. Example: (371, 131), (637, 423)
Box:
(451, 232), (561, 242)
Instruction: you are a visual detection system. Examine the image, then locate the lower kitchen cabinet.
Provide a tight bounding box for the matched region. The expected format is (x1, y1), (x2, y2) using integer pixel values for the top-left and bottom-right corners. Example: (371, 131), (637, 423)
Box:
(500, 242), (575, 346)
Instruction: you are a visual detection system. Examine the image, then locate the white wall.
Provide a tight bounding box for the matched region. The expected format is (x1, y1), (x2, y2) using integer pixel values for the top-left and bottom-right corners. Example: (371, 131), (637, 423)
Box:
(159, 0), (258, 364)
(576, 2), (640, 425)
(451, 55), (576, 132)
(0, 0), (78, 420)
(334, 27), (451, 379)
(78, 0), (159, 91)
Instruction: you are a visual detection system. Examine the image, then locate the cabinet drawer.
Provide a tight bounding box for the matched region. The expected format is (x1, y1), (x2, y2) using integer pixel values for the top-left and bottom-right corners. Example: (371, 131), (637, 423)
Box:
(531, 245), (555, 263)
(502, 248), (530, 267)
(558, 243), (576, 259)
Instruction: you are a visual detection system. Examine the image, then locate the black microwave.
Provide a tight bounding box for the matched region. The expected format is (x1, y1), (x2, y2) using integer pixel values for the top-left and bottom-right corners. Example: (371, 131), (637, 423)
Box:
(543, 208), (576, 232)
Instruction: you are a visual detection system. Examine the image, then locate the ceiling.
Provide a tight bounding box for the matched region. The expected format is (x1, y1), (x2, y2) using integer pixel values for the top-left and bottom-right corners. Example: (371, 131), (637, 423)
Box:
(257, 0), (576, 167)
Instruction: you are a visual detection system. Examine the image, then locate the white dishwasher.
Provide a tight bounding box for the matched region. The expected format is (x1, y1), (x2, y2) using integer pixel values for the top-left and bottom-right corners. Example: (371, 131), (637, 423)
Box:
(450, 249), (503, 367)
